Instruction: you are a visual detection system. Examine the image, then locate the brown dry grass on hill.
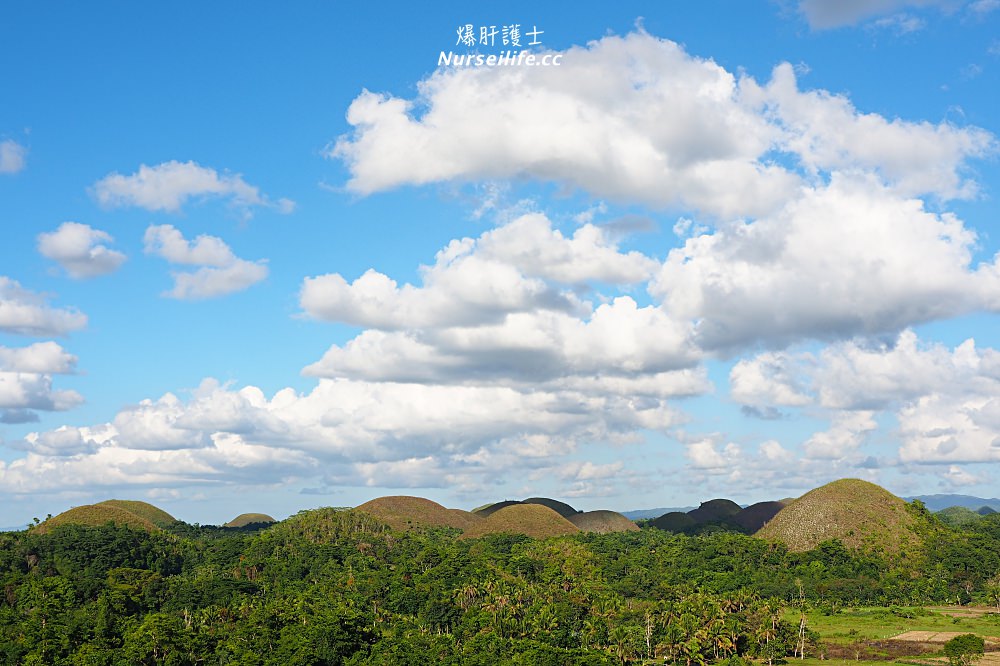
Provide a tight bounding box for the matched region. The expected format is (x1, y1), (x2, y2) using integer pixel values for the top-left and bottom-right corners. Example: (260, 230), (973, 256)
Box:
(461, 503), (580, 539)
(473, 500), (522, 517)
(355, 496), (483, 531)
(38, 504), (159, 533)
(755, 478), (920, 553)
(568, 510), (639, 533)
(521, 497), (580, 518)
(224, 513), (276, 527)
(97, 499), (175, 526)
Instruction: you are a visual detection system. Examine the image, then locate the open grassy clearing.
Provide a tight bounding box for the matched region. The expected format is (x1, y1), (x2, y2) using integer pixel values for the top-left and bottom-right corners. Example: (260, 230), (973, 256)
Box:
(792, 607), (1000, 645)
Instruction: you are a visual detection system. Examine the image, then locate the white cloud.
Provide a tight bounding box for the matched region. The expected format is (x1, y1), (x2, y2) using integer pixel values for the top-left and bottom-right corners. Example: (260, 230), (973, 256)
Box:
(970, 0), (999, 13)
(0, 277), (87, 336)
(37, 222), (127, 279)
(301, 213), (698, 384)
(743, 63), (994, 200)
(476, 213), (659, 284)
(0, 370), (689, 495)
(871, 13), (927, 33)
(1, 433), (315, 493)
(332, 32), (993, 219)
(144, 225), (268, 299)
(300, 212), (650, 330)
(304, 301), (698, 385)
(898, 393), (1000, 463)
(731, 351), (812, 408)
(0, 140), (26, 174)
(0, 344), (82, 419)
(731, 331), (1000, 468)
(686, 437), (743, 471)
(0, 372), (83, 412)
(18, 425), (112, 457)
(730, 330), (1000, 411)
(942, 464), (985, 487)
(92, 160), (294, 215)
(0, 342), (77, 374)
(797, 0), (954, 29)
(653, 174), (998, 350)
(802, 411), (878, 460)
(332, 32), (798, 219)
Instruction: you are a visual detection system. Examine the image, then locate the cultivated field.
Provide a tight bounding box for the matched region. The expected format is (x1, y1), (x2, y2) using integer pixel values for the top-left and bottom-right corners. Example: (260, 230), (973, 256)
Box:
(785, 607), (1000, 666)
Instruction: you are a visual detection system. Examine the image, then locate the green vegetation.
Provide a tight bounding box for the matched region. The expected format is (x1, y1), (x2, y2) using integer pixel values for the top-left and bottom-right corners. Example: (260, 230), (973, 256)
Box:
(3, 482), (1000, 664)
(944, 634), (985, 666)
(937, 507), (984, 528)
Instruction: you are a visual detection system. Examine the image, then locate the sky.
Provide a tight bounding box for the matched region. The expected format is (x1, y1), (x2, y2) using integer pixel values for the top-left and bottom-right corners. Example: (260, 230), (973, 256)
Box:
(1, 1), (999, 527)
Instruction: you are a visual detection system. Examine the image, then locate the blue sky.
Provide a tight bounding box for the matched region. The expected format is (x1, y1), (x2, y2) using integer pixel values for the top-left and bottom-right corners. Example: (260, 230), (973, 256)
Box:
(1, 1), (999, 526)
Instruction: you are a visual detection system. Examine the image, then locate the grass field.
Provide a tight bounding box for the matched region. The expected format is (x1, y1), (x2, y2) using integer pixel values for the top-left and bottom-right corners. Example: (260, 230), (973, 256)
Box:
(772, 606), (1000, 666)
(793, 606), (1000, 645)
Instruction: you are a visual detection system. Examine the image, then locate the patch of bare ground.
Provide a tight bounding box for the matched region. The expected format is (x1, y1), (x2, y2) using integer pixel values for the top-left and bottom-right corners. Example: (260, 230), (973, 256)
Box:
(892, 631), (1000, 645)
(820, 639), (938, 661)
(926, 606), (998, 618)
(819, 631), (1000, 663)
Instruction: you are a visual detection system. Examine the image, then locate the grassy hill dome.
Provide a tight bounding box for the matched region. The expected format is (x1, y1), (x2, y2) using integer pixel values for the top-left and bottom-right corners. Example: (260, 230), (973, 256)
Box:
(732, 501), (787, 533)
(687, 499), (742, 523)
(38, 504), (159, 534)
(473, 500), (523, 517)
(461, 504), (580, 540)
(755, 479), (921, 553)
(355, 496), (482, 532)
(568, 510), (639, 533)
(96, 500), (175, 526)
(649, 511), (696, 532)
(521, 497), (580, 518)
(224, 513), (277, 528)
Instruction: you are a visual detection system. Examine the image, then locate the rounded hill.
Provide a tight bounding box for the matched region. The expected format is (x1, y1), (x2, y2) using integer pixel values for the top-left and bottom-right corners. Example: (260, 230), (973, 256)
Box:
(38, 505), (159, 533)
(687, 499), (742, 523)
(521, 497), (580, 518)
(473, 500), (523, 517)
(355, 496), (482, 532)
(225, 513), (277, 528)
(650, 511), (696, 532)
(461, 504), (580, 540)
(755, 479), (921, 553)
(732, 501), (786, 533)
(97, 500), (175, 526)
(568, 510), (639, 533)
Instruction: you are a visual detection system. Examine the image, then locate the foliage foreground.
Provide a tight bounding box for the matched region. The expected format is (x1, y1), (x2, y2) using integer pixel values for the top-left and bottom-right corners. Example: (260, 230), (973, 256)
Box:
(1, 505), (1000, 665)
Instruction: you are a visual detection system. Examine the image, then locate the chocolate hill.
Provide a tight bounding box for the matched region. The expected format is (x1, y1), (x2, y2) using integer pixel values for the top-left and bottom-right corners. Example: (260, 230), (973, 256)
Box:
(224, 513), (277, 528)
(755, 479), (922, 553)
(355, 496), (482, 532)
(38, 504), (161, 534)
(461, 504), (579, 539)
(474, 497), (580, 518)
(568, 510), (639, 533)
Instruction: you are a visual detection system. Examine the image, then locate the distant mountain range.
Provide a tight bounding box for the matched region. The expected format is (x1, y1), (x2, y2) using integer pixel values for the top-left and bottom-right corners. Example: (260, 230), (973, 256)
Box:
(624, 494), (1000, 521)
(621, 506), (695, 520)
(905, 494), (1000, 512)
(0, 525), (28, 532)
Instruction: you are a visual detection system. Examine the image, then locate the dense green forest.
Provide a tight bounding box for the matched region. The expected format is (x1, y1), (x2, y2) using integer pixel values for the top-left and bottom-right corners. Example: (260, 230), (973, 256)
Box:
(1, 503), (1000, 665)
